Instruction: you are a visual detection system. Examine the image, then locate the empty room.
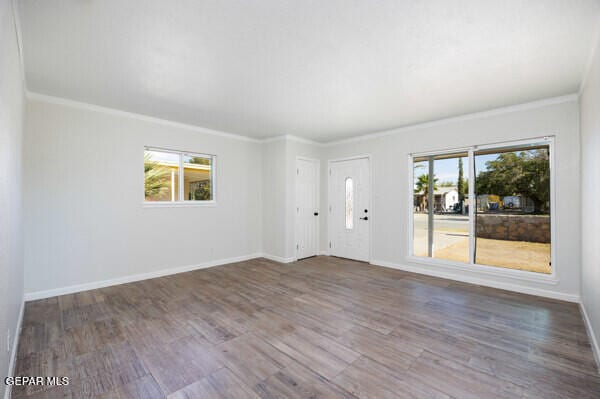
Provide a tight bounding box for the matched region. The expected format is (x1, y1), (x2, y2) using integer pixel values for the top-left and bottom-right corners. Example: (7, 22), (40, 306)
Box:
(2, 0), (600, 398)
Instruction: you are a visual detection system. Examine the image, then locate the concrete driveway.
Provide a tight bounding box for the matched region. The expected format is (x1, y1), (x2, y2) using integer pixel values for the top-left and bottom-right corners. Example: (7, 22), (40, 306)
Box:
(413, 213), (469, 258)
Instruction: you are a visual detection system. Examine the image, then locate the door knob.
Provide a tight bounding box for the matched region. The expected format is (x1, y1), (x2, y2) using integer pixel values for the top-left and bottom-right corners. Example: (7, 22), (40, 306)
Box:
(360, 216), (368, 220)
(314, 212), (319, 216)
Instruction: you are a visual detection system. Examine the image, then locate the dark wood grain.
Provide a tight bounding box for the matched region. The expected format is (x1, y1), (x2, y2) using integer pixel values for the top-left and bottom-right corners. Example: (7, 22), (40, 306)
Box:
(13, 256), (600, 398)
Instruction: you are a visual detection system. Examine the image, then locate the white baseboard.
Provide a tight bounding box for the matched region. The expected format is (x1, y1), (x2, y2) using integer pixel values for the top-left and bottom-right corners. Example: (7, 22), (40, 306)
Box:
(370, 259), (580, 303)
(24, 253), (263, 301)
(580, 302), (600, 374)
(261, 253), (296, 263)
(4, 298), (25, 399)
(319, 250), (329, 256)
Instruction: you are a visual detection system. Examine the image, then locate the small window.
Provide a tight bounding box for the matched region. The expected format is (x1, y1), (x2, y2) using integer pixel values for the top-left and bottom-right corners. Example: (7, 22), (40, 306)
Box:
(345, 177), (354, 229)
(144, 147), (215, 204)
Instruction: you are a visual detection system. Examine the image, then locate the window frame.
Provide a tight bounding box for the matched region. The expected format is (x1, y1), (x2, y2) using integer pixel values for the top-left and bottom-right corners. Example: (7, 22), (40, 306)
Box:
(143, 146), (217, 207)
(407, 136), (557, 284)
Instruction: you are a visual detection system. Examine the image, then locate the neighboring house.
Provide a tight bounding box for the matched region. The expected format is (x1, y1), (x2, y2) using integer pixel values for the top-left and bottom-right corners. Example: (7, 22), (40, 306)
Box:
(435, 186), (459, 211)
(414, 186), (459, 212)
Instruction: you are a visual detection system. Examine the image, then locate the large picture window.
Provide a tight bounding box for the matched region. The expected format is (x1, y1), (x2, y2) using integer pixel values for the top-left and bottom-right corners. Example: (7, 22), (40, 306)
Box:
(410, 138), (552, 275)
(144, 147), (215, 204)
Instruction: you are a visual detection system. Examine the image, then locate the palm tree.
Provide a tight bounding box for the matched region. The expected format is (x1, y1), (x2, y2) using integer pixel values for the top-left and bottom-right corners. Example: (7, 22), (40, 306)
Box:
(414, 174), (438, 211)
(144, 153), (170, 199)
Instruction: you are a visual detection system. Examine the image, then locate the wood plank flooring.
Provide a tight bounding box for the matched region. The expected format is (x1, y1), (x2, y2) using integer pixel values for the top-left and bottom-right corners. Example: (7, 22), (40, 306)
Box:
(13, 256), (600, 398)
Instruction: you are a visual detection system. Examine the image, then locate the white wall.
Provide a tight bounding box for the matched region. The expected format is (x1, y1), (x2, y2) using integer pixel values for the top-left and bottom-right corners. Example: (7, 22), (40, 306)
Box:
(23, 99), (263, 297)
(262, 139), (288, 260)
(580, 35), (600, 361)
(320, 98), (581, 301)
(0, 0), (25, 395)
(261, 137), (322, 262)
(22, 105), (325, 292)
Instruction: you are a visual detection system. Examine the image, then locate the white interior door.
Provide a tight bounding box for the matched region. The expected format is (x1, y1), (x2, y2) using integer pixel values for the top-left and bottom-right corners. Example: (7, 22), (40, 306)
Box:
(295, 158), (319, 260)
(329, 157), (370, 262)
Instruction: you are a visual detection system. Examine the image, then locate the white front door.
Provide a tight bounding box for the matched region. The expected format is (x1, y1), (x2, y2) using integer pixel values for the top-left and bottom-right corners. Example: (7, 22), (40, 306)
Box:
(329, 157), (370, 262)
(295, 158), (319, 260)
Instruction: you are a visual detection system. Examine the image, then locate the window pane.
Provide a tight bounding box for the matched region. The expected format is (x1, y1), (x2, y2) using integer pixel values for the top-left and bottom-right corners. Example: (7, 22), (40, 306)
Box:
(413, 154), (469, 261)
(474, 145), (551, 274)
(412, 159), (429, 256)
(183, 154), (213, 201)
(144, 150), (179, 201)
(345, 177), (353, 229)
(432, 154), (469, 263)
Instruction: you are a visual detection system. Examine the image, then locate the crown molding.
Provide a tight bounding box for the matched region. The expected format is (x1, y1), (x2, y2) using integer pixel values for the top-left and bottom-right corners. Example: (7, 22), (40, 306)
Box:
(262, 134), (324, 146)
(25, 91), (264, 143)
(322, 94), (579, 146)
(25, 91), (324, 146)
(26, 90), (578, 147)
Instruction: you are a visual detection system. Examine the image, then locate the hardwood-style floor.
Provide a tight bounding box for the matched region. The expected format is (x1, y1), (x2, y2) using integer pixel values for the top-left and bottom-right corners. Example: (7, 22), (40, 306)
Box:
(13, 256), (600, 398)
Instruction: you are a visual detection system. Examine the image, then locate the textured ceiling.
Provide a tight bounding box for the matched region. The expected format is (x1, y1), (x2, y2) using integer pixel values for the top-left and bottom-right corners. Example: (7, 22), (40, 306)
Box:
(18, 0), (600, 142)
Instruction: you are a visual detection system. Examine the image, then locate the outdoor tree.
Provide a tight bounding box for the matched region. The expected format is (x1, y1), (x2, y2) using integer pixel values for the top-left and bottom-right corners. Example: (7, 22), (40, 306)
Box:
(144, 153), (170, 199)
(457, 157), (466, 203)
(414, 174), (438, 211)
(189, 157), (211, 165)
(191, 180), (212, 200)
(475, 149), (549, 212)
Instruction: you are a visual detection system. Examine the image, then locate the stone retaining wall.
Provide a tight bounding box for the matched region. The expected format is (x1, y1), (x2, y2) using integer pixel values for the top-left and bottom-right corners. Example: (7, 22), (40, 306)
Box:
(476, 214), (550, 243)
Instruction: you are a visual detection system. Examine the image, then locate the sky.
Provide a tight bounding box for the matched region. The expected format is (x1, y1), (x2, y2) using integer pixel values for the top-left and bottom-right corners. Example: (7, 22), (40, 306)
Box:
(414, 154), (498, 186)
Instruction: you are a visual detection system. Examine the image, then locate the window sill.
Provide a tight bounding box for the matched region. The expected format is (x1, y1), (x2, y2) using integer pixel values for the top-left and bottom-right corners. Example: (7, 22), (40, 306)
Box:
(405, 255), (558, 285)
(142, 201), (217, 208)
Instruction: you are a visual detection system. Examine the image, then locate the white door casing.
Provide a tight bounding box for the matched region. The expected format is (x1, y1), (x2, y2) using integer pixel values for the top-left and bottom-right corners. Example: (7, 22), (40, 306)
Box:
(295, 158), (319, 260)
(328, 156), (370, 262)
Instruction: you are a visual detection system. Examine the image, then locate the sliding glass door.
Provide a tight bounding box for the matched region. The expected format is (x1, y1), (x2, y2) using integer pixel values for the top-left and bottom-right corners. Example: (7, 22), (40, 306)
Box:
(411, 138), (552, 275)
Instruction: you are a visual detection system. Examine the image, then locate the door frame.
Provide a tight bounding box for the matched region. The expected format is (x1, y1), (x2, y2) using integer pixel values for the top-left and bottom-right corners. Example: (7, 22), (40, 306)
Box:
(295, 156), (320, 261)
(327, 154), (372, 262)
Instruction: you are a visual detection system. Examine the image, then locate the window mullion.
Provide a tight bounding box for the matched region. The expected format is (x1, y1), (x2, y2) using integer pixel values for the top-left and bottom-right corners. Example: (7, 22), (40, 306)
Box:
(468, 149), (475, 264)
(427, 156), (434, 257)
(212, 156), (216, 202)
(179, 153), (184, 202)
